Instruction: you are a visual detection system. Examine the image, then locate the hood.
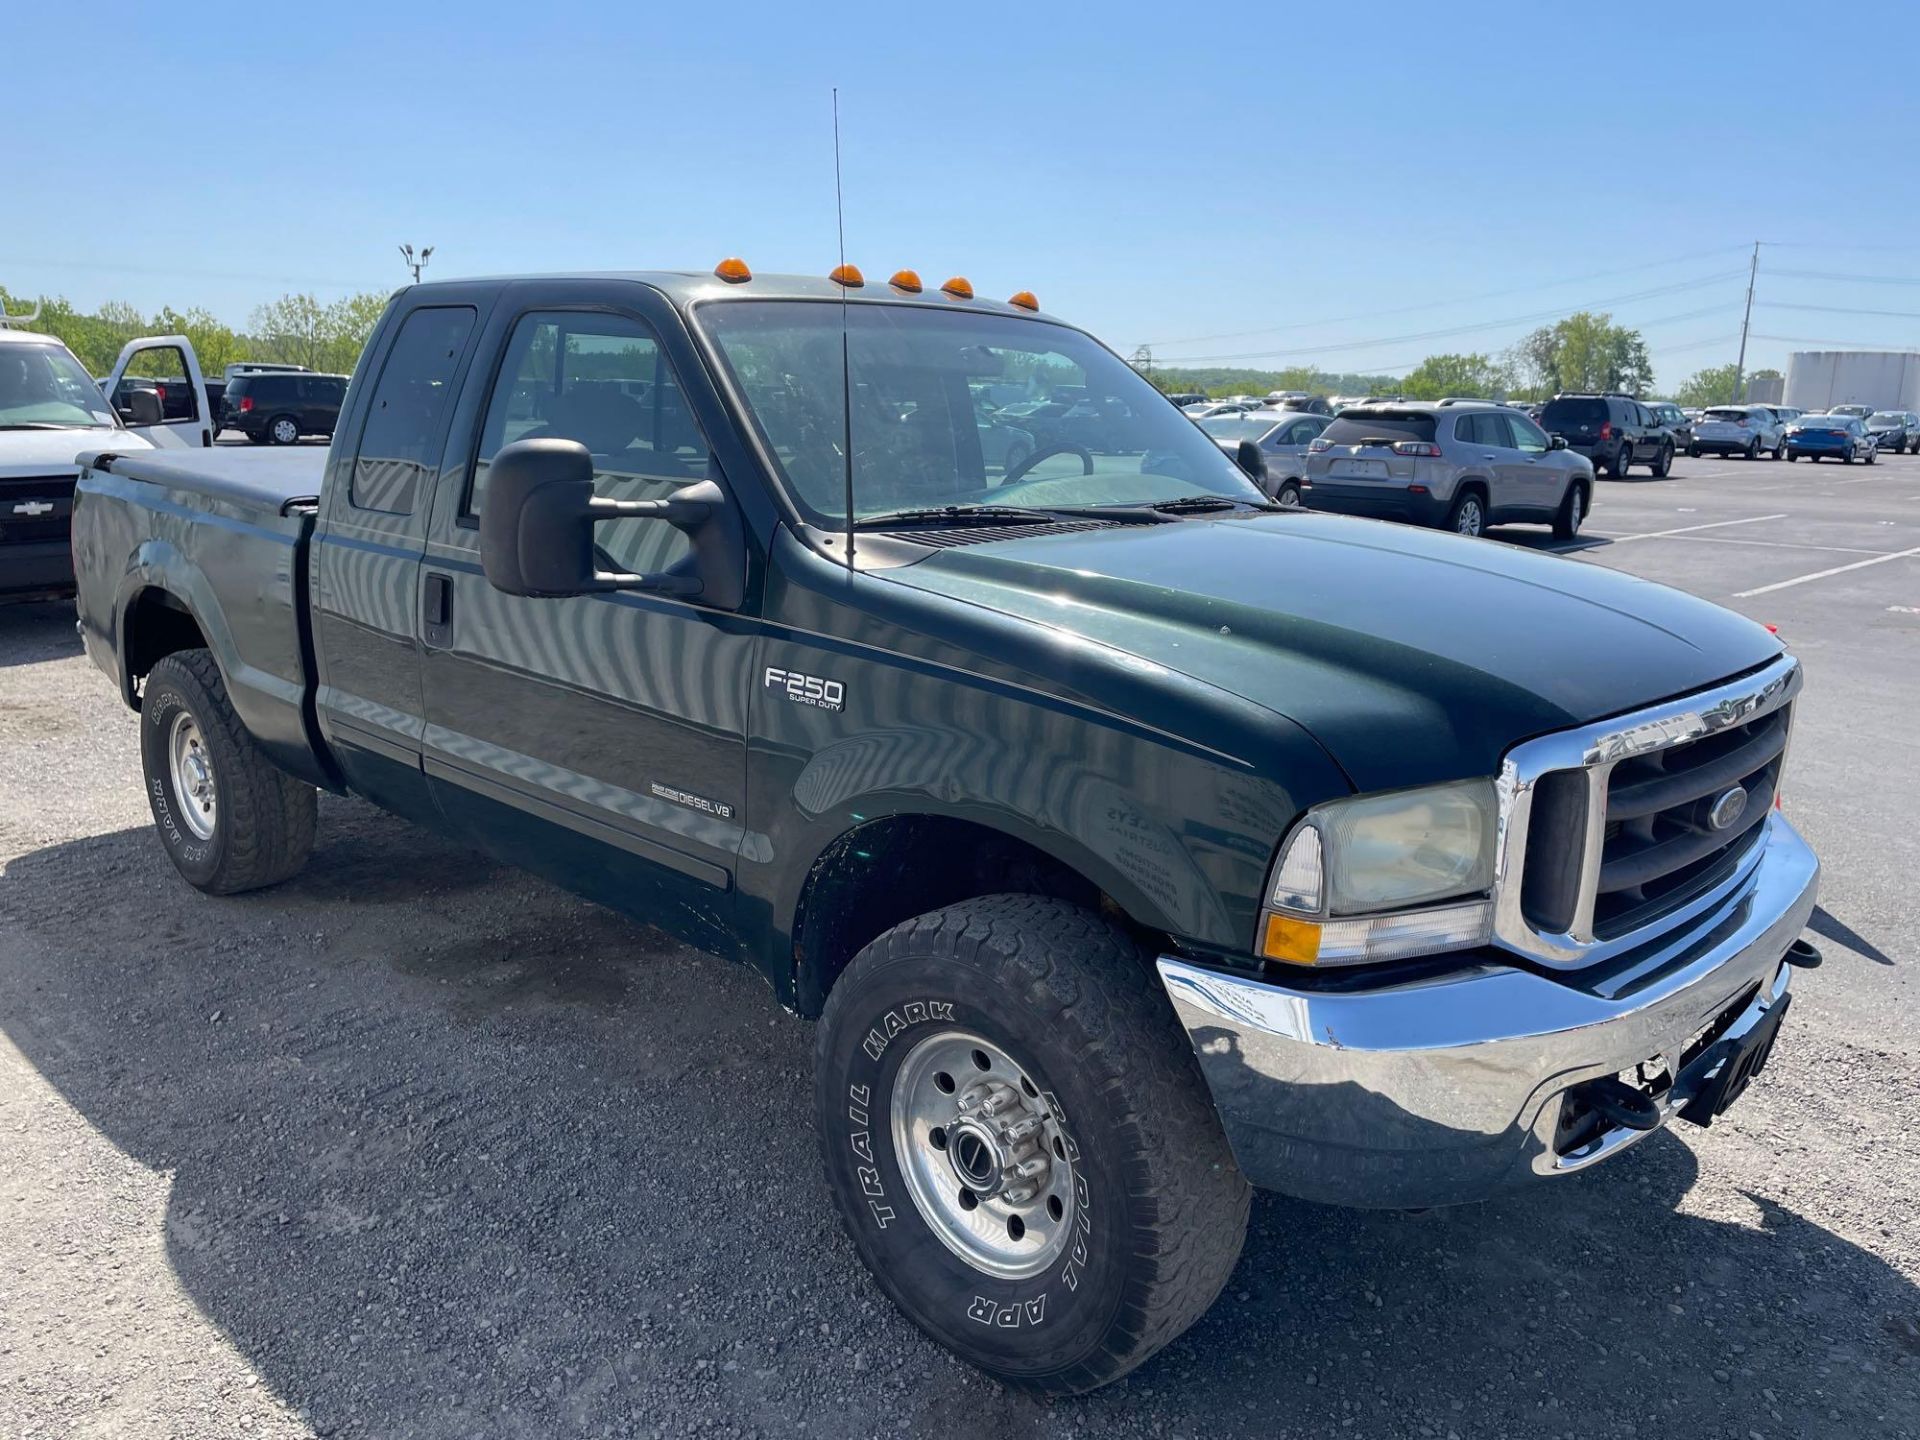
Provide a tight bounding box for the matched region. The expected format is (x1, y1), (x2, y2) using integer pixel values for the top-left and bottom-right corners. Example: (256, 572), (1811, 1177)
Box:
(889, 512), (1784, 791)
(0, 425), (150, 478)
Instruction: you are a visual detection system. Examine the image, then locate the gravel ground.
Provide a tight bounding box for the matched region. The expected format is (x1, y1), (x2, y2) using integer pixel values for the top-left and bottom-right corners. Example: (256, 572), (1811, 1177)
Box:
(2, 454), (1917, 1438)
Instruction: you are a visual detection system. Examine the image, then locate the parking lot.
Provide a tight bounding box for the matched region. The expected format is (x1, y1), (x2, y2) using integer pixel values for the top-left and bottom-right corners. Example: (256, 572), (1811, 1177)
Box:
(1, 452), (1916, 1439)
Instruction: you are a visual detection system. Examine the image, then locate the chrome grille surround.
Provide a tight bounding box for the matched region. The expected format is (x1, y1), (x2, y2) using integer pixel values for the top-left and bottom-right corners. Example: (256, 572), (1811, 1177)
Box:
(1492, 653), (1802, 968)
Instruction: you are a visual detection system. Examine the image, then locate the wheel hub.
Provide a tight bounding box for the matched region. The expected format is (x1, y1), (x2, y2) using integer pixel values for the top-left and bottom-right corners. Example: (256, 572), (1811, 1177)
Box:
(891, 1031), (1077, 1278)
(167, 712), (217, 841)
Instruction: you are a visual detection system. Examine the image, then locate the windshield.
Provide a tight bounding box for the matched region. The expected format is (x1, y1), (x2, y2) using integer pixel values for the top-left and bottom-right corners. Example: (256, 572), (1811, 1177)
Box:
(1198, 415), (1281, 443)
(698, 300), (1262, 523)
(1868, 412), (1904, 426)
(0, 342), (118, 429)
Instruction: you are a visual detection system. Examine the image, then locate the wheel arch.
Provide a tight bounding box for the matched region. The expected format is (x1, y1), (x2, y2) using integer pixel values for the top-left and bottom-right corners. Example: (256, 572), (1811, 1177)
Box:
(788, 812), (1172, 1018)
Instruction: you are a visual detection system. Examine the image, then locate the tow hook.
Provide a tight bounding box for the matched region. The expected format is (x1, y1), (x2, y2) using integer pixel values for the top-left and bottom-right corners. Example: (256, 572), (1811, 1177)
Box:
(1573, 1076), (1663, 1132)
(1784, 937), (1822, 969)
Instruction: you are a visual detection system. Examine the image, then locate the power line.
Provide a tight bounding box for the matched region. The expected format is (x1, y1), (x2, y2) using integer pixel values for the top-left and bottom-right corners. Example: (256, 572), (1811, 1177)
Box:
(1155, 273), (1747, 363)
(1766, 267), (1920, 287)
(1136, 244), (1751, 349)
(1750, 333), (1920, 350)
(1760, 299), (1920, 321)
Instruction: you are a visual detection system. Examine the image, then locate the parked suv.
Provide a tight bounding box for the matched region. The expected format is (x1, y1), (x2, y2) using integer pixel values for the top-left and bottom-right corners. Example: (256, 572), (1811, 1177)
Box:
(1538, 393), (1674, 477)
(1865, 410), (1918, 454)
(1302, 401), (1593, 538)
(223, 371), (349, 445)
(1689, 405), (1786, 460)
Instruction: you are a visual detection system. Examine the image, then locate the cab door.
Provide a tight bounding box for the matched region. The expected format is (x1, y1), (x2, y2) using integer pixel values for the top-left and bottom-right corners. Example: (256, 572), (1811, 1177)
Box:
(416, 283), (757, 958)
(103, 336), (211, 448)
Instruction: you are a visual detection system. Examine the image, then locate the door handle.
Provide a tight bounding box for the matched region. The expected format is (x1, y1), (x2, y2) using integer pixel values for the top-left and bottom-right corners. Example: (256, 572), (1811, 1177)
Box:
(423, 572), (453, 649)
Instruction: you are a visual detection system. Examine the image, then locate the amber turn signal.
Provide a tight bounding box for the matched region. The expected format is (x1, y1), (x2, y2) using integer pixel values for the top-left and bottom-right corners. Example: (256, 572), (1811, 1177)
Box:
(1260, 913), (1322, 966)
(714, 257), (752, 284)
(940, 276), (974, 300)
(889, 269), (923, 293)
(1008, 290), (1039, 311)
(830, 264), (865, 288)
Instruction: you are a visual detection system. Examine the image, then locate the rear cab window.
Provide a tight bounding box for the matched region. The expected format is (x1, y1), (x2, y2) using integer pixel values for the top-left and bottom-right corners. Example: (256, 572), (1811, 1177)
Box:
(350, 306), (478, 514)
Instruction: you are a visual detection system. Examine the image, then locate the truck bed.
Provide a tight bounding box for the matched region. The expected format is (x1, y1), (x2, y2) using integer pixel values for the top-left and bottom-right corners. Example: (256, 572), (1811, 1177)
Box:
(71, 446), (335, 789)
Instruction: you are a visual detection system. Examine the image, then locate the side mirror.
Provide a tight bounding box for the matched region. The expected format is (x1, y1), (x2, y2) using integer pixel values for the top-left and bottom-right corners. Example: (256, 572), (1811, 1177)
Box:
(121, 389), (163, 426)
(1234, 438), (1267, 481)
(478, 438), (744, 608)
(1550, 434), (1568, 450)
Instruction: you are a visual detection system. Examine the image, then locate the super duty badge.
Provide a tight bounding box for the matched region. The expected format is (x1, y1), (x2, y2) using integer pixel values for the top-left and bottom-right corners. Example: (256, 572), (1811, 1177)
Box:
(765, 666), (845, 712)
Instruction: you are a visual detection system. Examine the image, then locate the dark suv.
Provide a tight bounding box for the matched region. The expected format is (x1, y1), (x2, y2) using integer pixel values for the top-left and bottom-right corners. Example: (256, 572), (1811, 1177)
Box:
(1539, 393), (1673, 478)
(223, 371), (349, 445)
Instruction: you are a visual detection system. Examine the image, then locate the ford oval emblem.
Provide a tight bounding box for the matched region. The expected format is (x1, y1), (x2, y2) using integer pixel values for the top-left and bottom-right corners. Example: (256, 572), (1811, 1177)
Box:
(1707, 787), (1749, 832)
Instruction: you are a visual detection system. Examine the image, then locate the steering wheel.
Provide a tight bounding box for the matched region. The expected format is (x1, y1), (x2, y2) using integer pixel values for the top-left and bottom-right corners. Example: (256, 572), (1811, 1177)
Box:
(1003, 442), (1095, 484)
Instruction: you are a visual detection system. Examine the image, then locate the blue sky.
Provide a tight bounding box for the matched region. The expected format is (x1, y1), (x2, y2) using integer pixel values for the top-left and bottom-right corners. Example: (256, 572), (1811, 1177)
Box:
(10, 1), (1920, 390)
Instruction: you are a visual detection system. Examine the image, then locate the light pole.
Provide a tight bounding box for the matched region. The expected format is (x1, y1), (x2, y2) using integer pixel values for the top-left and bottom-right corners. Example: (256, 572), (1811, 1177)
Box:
(398, 244), (434, 284)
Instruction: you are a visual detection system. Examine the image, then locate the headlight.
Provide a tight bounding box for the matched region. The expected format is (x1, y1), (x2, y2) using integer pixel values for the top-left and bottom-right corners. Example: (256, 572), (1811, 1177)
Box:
(1258, 779), (1496, 967)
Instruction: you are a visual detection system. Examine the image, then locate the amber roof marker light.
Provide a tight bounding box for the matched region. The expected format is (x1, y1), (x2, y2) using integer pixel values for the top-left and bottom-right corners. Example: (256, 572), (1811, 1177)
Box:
(714, 257), (752, 283)
(889, 269), (923, 293)
(941, 276), (974, 300)
(1008, 290), (1039, 311)
(830, 263), (866, 288)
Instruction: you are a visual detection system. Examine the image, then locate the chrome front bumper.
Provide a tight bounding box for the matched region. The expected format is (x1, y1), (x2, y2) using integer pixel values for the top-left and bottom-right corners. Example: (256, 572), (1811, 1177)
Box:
(1157, 814), (1819, 1209)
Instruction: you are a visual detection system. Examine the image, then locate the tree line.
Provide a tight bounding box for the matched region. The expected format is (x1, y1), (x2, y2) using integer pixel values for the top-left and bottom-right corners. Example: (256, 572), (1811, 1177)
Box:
(0, 286), (392, 378)
(1143, 312), (1777, 406)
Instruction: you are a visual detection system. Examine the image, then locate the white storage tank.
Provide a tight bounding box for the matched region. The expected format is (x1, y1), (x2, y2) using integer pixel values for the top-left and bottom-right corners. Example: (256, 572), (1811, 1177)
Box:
(1785, 351), (1920, 413)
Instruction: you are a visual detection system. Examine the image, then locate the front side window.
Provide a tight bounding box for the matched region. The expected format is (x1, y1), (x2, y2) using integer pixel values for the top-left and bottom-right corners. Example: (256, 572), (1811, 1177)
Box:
(1509, 413), (1549, 452)
(699, 300), (1259, 524)
(351, 305), (476, 514)
(0, 342), (118, 429)
(467, 312), (709, 577)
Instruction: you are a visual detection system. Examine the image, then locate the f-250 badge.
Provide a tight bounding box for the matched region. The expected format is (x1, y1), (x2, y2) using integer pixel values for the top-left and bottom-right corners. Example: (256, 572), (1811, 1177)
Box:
(764, 666), (845, 712)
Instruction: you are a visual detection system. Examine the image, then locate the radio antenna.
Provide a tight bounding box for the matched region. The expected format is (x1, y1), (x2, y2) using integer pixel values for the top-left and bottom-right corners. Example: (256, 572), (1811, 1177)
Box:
(833, 87), (856, 569)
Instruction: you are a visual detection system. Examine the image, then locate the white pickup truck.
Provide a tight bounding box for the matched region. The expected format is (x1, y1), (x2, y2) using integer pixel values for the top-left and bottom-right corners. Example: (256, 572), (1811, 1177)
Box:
(0, 301), (212, 602)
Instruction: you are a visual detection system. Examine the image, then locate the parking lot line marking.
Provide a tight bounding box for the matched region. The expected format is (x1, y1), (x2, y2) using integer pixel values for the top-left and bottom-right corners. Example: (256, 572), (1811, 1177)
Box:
(1606, 513), (1788, 543)
(1734, 544), (1920, 598)
(1649, 535), (1890, 556)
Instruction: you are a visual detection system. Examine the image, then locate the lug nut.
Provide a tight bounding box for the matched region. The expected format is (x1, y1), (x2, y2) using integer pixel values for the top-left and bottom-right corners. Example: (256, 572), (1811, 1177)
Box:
(1011, 1156), (1049, 1180)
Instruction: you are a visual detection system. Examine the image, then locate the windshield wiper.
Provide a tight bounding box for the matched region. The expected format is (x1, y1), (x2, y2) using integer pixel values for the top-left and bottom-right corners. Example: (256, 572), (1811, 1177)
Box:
(853, 504), (1065, 530)
(0, 422), (89, 431)
(1146, 494), (1275, 514)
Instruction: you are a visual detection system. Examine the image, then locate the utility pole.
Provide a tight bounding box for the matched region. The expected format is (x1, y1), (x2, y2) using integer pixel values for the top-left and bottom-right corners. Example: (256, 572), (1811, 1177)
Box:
(398, 244), (434, 284)
(1733, 240), (1759, 401)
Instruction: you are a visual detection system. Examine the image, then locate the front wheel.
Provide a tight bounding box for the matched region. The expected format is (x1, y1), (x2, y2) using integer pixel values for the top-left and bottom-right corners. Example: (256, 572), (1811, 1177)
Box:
(1552, 482), (1587, 540)
(139, 649), (316, 894)
(1844, 446), (1856, 464)
(1745, 438), (1760, 460)
(1687, 443), (1701, 457)
(1773, 440), (1787, 461)
(814, 896), (1249, 1395)
(1866, 446), (1877, 465)
(1652, 443), (1673, 478)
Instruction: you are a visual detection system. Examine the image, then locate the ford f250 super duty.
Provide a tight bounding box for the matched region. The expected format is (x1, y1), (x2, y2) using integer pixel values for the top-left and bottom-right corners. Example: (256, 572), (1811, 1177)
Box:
(70, 263), (1823, 1394)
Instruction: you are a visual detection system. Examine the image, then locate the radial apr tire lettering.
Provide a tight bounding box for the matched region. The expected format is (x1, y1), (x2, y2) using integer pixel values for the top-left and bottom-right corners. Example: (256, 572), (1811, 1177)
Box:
(814, 894), (1249, 1394)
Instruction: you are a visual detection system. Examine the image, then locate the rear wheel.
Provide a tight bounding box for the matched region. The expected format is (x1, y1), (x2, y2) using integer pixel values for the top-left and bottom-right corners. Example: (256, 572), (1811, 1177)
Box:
(1552, 482), (1586, 540)
(814, 896), (1249, 1395)
(267, 414), (300, 446)
(1447, 490), (1487, 537)
(1608, 443), (1633, 478)
(139, 649), (316, 894)
(1273, 480), (1303, 508)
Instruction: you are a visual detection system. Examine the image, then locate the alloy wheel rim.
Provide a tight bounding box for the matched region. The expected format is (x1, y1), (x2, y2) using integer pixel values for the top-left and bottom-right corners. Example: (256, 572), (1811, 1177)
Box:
(889, 1029), (1078, 1279)
(167, 711), (217, 841)
(1457, 499), (1482, 535)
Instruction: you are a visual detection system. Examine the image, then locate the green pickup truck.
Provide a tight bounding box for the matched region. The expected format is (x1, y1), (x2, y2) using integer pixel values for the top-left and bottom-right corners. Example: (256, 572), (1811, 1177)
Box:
(70, 264), (1821, 1394)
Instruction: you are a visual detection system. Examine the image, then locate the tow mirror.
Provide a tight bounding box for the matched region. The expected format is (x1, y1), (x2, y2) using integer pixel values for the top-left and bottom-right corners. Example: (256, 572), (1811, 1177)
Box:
(1234, 438), (1267, 481)
(478, 438), (745, 608)
(121, 389), (163, 426)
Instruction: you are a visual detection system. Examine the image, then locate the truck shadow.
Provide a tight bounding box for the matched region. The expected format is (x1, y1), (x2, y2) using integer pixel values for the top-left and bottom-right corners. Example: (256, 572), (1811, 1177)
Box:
(0, 811), (1914, 1437)
(0, 599), (83, 667)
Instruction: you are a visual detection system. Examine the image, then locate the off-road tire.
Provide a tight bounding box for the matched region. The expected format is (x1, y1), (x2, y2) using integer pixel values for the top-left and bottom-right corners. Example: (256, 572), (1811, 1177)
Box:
(814, 895), (1249, 1395)
(140, 649), (316, 894)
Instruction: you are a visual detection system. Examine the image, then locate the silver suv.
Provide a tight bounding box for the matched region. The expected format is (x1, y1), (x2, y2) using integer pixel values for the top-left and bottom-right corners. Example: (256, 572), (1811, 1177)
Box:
(1302, 401), (1595, 539)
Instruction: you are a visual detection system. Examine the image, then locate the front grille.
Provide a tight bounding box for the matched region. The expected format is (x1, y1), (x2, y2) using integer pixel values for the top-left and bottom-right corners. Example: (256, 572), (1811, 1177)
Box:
(1495, 656), (1800, 967)
(1592, 707), (1788, 936)
(0, 475), (74, 547)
